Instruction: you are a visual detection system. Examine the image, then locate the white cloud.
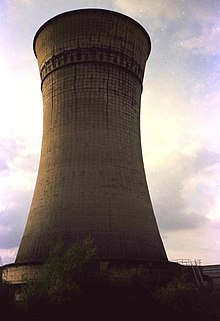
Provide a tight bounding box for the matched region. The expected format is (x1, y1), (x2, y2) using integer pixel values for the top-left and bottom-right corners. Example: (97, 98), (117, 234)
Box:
(0, 247), (18, 265)
(113, 0), (183, 20)
(166, 222), (220, 264)
(7, 0), (33, 5)
(173, 1), (220, 56)
(0, 59), (42, 151)
(0, 186), (33, 250)
(146, 146), (220, 232)
(180, 26), (220, 55)
(144, 145), (220, 264)
(0, 137), (39, 265)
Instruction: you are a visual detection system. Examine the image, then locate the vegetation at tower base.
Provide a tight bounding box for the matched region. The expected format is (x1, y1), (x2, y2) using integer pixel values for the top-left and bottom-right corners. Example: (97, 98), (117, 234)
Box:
(21, 238), (99, 307)
(1, 239), (220, 321)
(154, 278), (220, 320)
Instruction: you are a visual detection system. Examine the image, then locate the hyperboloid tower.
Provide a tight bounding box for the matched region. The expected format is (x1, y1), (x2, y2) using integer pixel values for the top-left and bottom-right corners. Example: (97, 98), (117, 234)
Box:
(4, 9), (168, 282)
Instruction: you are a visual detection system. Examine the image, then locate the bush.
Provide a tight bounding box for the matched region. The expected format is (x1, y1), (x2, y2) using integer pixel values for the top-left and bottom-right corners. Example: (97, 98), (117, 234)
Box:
(13, 242), (220, 321)
(21, 238), (101, 320)
(20, 239), (157, 321)
(154, 278), (220, 321)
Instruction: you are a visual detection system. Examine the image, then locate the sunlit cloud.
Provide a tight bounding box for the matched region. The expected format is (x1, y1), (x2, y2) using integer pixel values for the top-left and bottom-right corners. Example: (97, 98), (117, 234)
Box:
(113, 0), (184, 20)
(166, 226), (220, 264)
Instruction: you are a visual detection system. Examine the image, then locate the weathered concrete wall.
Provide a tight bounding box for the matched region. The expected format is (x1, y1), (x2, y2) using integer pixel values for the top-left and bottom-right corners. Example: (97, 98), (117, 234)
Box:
(16, 9), (167, 264)
(2, 263), (42, 284)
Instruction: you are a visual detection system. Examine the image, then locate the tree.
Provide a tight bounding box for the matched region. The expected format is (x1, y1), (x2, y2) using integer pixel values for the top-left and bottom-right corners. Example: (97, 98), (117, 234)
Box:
(21, 237), (100, 320)
(21, 238), (155, 321)
(19, 240), (220, 321)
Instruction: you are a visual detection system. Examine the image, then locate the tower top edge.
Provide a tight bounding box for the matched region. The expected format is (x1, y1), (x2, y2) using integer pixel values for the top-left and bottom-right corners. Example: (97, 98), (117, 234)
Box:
(33, 8), (151, 57)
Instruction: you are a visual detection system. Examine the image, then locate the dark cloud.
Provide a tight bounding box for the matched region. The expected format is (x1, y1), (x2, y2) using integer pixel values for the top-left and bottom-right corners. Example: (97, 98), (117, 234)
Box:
(148, 147), (220, 232)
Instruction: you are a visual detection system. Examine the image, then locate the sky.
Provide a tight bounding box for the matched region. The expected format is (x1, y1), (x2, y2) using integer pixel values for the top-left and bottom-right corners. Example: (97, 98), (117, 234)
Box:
(0, 0), (220, 266)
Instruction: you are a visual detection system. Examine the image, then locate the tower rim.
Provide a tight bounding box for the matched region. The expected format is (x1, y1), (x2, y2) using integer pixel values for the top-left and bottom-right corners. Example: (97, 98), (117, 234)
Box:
(33, 8), (151, 58)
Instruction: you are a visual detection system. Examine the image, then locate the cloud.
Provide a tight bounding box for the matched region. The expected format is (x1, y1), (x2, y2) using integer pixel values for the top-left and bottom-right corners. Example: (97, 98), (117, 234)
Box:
(0, 139), (39, 264)
(180, 26), (220, 55)
(174, 1), (220, 56)
(113, 0), (183, 20)
(0, 247), (18, 265)
(0, 138), (24, 172)
(0, 138), (31, 217)
(165, 224), (220, 264)
(147, 147), (220, 232)
(0, 188), (32, 250)
(5, 0), (33, 6)
(0, 136), (39, 190)
(21, 0), (33, 4)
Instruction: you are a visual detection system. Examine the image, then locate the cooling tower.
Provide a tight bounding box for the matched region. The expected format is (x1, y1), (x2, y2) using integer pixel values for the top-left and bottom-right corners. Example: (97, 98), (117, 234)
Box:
(16, 9), (167, 265)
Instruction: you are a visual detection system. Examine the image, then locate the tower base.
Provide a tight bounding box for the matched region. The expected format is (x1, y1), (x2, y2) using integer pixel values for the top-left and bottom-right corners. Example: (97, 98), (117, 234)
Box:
(2, 260), (182, 287)
(2, 262), (42, 285)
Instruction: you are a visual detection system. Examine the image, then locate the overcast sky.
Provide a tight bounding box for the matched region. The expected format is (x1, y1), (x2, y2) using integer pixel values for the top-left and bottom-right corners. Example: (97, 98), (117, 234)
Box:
(0, 0), (220, 265)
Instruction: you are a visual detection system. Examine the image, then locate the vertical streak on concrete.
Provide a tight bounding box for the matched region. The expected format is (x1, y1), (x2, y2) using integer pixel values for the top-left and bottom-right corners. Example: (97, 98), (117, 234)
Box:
(106, 69), (110, 129)
(50, 74), (53, 126)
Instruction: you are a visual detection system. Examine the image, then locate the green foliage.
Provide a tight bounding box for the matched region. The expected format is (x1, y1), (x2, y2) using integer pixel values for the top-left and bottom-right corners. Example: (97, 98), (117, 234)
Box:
(22, 237), (99, 307)
(155, 278), (197, 305)
(20, 240), (155, 320)
(14, 244), (220, 321)
(108, 266), (144, 283)
(154, 278), (220, 321)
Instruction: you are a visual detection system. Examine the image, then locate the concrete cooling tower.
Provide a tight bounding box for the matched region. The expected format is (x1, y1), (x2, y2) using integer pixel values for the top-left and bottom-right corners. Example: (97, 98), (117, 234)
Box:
(4, 9), (168, 282)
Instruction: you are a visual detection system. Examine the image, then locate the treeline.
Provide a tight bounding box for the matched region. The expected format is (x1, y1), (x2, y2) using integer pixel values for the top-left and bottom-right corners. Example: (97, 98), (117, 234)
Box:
(1, 239), (220, 321)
